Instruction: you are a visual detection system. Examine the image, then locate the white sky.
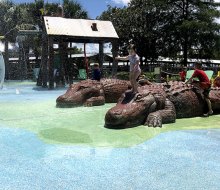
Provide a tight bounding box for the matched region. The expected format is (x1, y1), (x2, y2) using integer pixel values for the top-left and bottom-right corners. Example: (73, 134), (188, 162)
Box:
(112, 0), (130, 5)
(0, 42), (111, 54)
(114, 0), (220, 5)
(0, 42), (13, 52)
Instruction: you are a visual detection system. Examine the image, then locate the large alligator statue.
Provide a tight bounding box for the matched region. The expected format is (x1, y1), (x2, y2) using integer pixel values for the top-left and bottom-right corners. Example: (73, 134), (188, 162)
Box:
(105, 81), (220, 128)
(56, 79), (130, 107)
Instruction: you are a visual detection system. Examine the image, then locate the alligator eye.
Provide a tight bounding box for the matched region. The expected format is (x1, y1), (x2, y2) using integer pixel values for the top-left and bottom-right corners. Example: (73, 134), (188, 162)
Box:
(79, 86), (87, 90)
(135, 94), (142, 101)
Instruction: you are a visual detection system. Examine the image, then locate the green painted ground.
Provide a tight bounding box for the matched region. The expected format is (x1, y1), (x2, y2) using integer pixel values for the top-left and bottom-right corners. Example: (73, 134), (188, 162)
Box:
(0, 98), (220, 148)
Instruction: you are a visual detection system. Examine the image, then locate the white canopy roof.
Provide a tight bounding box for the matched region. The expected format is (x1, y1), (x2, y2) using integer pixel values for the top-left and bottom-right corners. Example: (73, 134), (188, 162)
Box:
(44, 16), (119, 42)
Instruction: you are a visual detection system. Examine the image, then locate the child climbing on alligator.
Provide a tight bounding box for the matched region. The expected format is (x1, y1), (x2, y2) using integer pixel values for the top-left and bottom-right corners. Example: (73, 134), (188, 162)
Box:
(185, 62), (213, 117)
(116, 44), (141, 94)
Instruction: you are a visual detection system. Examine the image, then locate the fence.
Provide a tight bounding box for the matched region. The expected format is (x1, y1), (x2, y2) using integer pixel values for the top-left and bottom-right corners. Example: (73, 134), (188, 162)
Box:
(5, 56), (220, 80)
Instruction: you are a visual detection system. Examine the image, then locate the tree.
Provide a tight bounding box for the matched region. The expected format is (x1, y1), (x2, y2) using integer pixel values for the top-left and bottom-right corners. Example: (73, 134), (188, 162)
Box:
(127, 0), (220, 64)
(98, 1), (173, 64)
(99, 0), (220, 67)
(127, 0), (171, 63)
(98, 6), (130, 55)
(163, 0), (220, 65)
(98, 6), (131, 74)
(15, 3), (38, 80)
(0, 0), (18, 40)
(0, 0), (18, 79)
(63, 0), (88, 19)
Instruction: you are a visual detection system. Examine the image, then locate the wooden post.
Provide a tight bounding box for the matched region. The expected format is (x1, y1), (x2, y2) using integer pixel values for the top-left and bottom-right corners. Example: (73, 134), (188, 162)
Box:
(19, 44), (24, 80)
(19, 39), (29, 81)
(99, 42), (104, 69)
(84, 43), (89, 79)
(23, 43), (29, 80)
(48, 36), (54, 89)
(4, 40), (9, 80)
(111, 40), (119, 77)
(41, 30), (48, 88)
(59, 38), (67, 85)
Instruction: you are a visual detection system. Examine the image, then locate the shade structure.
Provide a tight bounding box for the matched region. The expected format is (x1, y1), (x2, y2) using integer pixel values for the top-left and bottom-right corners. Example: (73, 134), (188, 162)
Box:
(44, 16), (119, 43)
(43, 16), (119, 89)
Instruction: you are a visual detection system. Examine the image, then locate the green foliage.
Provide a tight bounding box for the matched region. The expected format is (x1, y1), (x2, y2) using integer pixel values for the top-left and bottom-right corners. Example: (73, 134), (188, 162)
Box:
(115, 71), (155, 81)
(98, 0), (220, 61)
(0, 0), (88, 40)
(116, 72), (129, 80)
(63, 0), (88, 18)
(98, 6), (131, 55)
(213, 36), (220, 59)
(1, 0), (220, 64)
(143, 72), (155, 81)
(69, 46), (83, 54)
(0, 0), (18, 42)
(0, 0), (88, 59)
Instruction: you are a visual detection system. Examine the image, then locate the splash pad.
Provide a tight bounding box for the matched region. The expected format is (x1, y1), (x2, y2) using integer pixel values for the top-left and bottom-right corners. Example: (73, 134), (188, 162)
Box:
(0, 81), (220, 189)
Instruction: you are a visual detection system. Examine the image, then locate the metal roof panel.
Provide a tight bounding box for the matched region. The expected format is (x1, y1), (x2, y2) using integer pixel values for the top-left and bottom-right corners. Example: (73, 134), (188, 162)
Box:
(44, 17), (119, 40)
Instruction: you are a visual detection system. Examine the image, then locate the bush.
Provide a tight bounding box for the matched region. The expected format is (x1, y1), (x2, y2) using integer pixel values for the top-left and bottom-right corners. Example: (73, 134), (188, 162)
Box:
(143, 72), (155, 81)
(116, 72), (129, 80)
(115, 71), (156, 81)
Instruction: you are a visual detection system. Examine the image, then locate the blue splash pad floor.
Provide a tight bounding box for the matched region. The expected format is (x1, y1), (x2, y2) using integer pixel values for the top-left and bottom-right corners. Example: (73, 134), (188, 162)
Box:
(0, 127), (219, 190)
(0, 81), (220, 189)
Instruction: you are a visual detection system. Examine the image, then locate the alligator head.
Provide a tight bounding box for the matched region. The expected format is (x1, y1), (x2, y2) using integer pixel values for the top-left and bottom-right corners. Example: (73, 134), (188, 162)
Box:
(105, 86), (165, 129)
(56, 80), (103, 107)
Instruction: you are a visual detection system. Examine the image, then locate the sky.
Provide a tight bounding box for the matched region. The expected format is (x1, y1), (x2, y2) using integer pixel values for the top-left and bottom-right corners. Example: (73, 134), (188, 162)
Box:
(13, 0), (131, 19)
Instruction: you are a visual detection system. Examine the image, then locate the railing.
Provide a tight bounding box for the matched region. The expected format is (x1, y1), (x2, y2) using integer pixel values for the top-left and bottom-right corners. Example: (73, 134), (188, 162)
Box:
(5, 56), (220, 80)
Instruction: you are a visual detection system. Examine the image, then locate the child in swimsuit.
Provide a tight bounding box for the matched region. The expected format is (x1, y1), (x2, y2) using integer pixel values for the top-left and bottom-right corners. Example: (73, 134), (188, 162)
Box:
(116, 44), (141, 93)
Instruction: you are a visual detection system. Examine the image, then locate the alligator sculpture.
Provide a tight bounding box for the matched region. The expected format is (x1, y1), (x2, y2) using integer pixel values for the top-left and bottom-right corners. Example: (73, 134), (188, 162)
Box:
(56, 79), (130, 107)
(105, 81), (220, 128)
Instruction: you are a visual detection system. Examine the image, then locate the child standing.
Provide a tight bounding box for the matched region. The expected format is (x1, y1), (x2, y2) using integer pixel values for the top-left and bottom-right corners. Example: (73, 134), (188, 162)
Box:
(116, 44), (141, 93)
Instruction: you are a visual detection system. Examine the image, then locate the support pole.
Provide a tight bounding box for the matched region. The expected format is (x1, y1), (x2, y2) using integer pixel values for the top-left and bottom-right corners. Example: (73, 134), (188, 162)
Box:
(84, 43), (88, 79)
(99, 42), (104, 69)
(41, 30), (48, 88)
(4, 40), (9, 80)
(48, 36), (54, 89)
(111, 40), (119, 77)
(18, 40), (24, 80)
(59, 38), (67, 85)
